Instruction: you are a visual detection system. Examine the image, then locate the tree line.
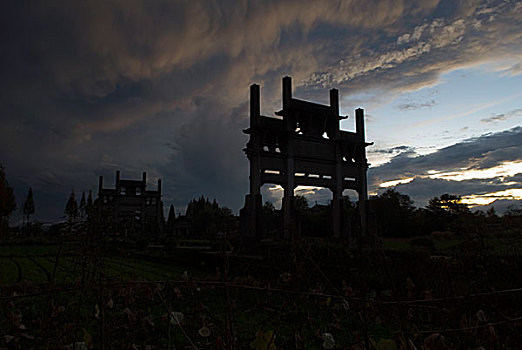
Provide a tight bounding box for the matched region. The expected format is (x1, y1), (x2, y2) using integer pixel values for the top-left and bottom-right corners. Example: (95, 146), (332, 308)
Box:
(258, 189), (522, 238)
(1, 163), (521, 239)
(0, 164), (98, 237)
(164, 196), (237, 236)
(1, 163), (237, 237)
(1, 164), (38, 238)
(367, 189), (520, 237)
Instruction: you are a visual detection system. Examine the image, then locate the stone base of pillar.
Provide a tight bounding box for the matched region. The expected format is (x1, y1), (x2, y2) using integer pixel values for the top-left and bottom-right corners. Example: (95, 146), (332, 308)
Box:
(282, 196), (298, 240)
(331, 197), (343, 238)
(240, 194), (262, 249)
(355, 199), (368, 249)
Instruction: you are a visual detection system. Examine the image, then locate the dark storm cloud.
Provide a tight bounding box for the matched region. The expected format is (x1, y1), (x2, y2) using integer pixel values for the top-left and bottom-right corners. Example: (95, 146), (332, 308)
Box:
(1, 0), (521, 220)
(369, 127), (522, 206)
(156, 100), (249, 211)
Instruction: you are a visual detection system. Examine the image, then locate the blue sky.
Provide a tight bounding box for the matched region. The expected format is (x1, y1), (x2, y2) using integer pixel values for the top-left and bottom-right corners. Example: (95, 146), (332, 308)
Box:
(361, 63), (522, 209)
(367, 63), (522, 161)
(0, 0), (521, 221)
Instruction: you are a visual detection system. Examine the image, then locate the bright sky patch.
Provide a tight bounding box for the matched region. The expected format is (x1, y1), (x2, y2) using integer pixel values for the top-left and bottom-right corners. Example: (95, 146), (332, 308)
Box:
(462, 188), (522, 206)
(427, 161), (522, 181)
(379, 177), (415, 188)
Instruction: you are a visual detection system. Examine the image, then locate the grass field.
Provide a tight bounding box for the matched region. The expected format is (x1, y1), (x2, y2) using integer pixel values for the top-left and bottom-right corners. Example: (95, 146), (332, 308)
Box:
(2, 234), (522, 349)
(382, 233), (522, 254)
(0, 243), (206, 285)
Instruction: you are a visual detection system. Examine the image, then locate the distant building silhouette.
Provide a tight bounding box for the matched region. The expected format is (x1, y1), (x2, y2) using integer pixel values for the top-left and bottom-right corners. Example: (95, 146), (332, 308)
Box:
(96, 171), (163, 236)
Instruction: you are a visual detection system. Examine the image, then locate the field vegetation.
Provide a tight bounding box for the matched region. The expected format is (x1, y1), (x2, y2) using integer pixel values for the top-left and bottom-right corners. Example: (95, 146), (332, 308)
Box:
(2, 229), (522, 349)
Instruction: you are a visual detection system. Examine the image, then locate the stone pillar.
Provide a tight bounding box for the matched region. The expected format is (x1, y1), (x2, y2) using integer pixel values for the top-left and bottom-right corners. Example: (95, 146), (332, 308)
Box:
(250, 84), (261, 197)
(98, 176), (103, 195)
(332, 163), (343, 238)
(282, 76), (292, 109)
(355, 108), (368, 242)
(157, 179), (163, 234)
(141, 176), (146, 233)
(241, 84), (262, 242)
(359, 171), (368, 240)
(282, 76), (293, 131)
(329, 89), (340, 138)
(97, 176), (103, 233)
(283, 149), (295, 239)
(249, 84), (262, 240)
(114, 171), (120, 233)
(282, 76), (295, 239)
(331, 88), (343, 238)
(356, 108), (365, 143)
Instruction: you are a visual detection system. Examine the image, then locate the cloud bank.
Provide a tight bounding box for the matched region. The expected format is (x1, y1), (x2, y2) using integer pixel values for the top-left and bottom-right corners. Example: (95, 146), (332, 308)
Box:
(369, 127), (522, 207)
(0, 0), (521, 220)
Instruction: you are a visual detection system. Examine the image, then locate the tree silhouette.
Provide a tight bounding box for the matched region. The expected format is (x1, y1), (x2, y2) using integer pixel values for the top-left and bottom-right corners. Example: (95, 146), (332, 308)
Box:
(86, 190), (95, 219)
(504, 204), (522, 232)
(0, 164), (16, 239)
(166, 204), (176, 235)
(426, 193), (470, 232)
(65, 190), (78, 234)
(261, 201), (280, 237)
(22, 187), (35, 231)
(427, 193), (469, 215)
(86, 190), (93, 209)
(294, 195), (309, 212)
(79, 191), (86, 221)
(369, 189), (416, 237)
(85, 190), (95, 234)
(505, 204), (522, 217)
(186, 196), (235, 235)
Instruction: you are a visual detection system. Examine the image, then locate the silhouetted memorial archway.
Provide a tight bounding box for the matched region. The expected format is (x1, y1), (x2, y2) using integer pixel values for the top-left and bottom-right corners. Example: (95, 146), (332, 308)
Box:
(240, 77), (371, 246)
